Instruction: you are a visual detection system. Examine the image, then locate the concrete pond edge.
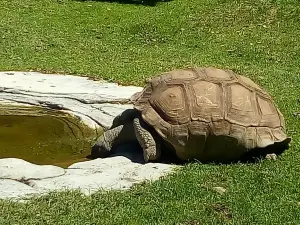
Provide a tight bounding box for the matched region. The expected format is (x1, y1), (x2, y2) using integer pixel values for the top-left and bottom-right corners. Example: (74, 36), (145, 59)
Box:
(0, 71), (178, 201)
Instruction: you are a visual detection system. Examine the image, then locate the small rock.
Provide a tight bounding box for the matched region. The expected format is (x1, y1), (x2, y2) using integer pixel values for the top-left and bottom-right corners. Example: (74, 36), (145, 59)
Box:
(212, 186), (227, 194)
(293, 112), (300, 117)
(265, 153), (277, 160)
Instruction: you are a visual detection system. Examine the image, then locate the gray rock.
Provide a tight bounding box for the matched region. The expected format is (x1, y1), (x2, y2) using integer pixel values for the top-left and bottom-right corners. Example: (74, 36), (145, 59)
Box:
(0, 71), (142, 129)
(0, 158), (65, 180)
(0, 179), (40, 200)
(212, 186), (227, 194)
(29, 156), (176, 195)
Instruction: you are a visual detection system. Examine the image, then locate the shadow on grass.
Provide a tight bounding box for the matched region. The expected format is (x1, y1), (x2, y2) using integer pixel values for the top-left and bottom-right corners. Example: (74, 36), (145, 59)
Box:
(73, 0), (172, 7)
(87, 141), (184, 164)
(87, 138), (291, 166)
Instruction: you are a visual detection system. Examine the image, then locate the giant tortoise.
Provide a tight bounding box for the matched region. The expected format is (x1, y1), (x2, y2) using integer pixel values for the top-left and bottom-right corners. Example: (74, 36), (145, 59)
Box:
(91, 67), (291, 163)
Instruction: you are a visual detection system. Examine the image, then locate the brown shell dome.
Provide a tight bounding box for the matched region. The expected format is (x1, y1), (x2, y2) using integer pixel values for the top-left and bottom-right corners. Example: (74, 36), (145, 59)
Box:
(133, 67), (290, 162)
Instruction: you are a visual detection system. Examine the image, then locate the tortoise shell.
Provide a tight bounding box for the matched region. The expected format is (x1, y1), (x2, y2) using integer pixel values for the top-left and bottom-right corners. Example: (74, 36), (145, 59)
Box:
(133, 67), (290, 162)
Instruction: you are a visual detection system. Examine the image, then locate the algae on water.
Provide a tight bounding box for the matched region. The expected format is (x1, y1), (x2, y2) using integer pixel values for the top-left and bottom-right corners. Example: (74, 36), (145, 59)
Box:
(0, 104), (103, 168)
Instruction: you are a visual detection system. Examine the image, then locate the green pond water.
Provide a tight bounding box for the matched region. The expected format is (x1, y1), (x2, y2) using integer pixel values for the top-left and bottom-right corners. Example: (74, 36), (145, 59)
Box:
(0, 105), (102, 168)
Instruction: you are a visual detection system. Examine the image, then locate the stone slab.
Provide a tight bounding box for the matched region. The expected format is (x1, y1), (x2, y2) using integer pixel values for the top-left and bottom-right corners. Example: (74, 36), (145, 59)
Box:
(0, 71), (142, 102)
(0, 179), (40, 200)
(0, 71), (143, 129)
(29, 156), (175, 195)
(0, 158), (66, 180)
(0, 154), (176, 200)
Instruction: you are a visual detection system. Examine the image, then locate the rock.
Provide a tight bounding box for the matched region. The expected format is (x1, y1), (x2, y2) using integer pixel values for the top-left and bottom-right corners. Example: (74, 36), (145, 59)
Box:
(0, 71), (143, 129)
(0, 158), (65, 180)
(29, 156), (176, 195)
(68, 157), (133, 171)
(0, 179), (40, 200)
(265, 153), (277, 160)
(212, 186), (227, 194)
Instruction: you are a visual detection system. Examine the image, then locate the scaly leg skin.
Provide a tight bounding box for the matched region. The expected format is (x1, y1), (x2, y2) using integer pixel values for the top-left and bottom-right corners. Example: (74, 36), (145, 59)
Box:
(133, 116), (161, 162)
(91, 122), (136, 158)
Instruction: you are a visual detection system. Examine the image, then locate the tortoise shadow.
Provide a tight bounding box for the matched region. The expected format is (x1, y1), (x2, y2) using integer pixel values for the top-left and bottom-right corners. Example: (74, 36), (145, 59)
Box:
(194, 138), (291, 166)
(86, 141), (185, 165)
(87, 137), (291, 165)
(73, 0), (172, 7)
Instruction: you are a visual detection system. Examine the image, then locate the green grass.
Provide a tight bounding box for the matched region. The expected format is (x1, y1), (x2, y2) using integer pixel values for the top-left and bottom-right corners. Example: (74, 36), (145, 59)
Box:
(0, 0), (300, 224)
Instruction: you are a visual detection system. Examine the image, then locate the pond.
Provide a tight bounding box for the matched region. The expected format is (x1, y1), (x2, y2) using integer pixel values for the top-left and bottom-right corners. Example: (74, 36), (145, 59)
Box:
(0, 104), (102, 168)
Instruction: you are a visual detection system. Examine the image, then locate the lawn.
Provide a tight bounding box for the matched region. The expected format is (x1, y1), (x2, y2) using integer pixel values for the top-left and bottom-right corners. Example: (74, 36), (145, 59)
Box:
(0, 0), (300, 224)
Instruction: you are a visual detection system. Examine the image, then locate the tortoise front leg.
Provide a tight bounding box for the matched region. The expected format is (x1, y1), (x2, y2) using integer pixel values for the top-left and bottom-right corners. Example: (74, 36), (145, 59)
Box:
(91, 122), (136, 158)
(133, 116), (161, 162)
